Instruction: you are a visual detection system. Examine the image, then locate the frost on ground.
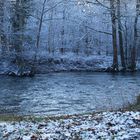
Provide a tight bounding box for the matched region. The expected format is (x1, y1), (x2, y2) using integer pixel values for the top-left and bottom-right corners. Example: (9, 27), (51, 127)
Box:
(36, 54), (113, 73)
(0, 111), (140, 140)
(0, 54), (113, 74)
(1, 53), (140, 74)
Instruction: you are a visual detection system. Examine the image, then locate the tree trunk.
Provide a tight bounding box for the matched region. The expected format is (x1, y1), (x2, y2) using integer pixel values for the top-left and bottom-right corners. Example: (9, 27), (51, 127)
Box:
(117, 0), (126, 70)
(33, 0), (47, 74)
(0, 0), (7, 55)
(10, 0), (33, 76)
(110, 0), (118, 71)
(131, 0), (140, 71)
(35, 0), (47, 49)
(124, 18), (128, 65)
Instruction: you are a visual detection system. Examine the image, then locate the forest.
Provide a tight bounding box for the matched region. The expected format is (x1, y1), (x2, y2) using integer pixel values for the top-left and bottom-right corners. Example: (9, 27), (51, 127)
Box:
(0, 0), (140, 76)
(0, 1), (140, 140)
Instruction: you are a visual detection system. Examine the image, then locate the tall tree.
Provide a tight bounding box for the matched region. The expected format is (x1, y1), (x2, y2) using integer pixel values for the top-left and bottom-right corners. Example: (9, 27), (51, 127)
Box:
(130, 0), (140, 71)
(60, 0), (67, 54)
(11, 0), (32, 75)
(117, 0), (126, 69)
(110, 0), (118, 71)
(35, 0), (47, 50)
(0, 0), (6, 54)
(47, 9), (54, 54)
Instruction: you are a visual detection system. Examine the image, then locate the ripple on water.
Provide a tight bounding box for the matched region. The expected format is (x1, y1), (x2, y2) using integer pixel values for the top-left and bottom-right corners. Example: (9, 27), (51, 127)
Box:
(0, 72), (140, 116)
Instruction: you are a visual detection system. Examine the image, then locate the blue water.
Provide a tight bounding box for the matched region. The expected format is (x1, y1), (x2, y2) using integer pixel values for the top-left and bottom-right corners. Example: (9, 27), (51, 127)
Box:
(0, 72), (140, 116)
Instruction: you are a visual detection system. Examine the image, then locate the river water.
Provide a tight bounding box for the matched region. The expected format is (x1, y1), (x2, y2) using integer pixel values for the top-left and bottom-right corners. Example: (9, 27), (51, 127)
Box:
(0, 72), (140, 116)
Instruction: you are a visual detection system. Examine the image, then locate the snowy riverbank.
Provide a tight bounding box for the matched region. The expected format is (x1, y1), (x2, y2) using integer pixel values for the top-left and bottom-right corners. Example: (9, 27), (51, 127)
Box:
(1, 53), (140, 76)
(0, 54), (113, 75)
(0, 111), (140, 140)
(35, 54), (113, 73)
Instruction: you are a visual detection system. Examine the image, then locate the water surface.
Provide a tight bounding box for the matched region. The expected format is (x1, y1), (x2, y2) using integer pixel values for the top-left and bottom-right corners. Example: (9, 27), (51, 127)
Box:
(0, 72), (140, 116)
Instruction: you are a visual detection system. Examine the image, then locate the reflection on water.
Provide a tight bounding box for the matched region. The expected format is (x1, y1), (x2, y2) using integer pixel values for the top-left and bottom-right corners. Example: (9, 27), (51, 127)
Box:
(0, 72), (140, 116)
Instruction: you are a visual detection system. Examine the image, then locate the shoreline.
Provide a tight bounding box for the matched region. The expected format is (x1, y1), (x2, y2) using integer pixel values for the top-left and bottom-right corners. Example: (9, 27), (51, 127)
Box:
(0, 97), (140, 139)
(0, 54), (140, 77)
(0, 69), (140, 77)
(0, 86), (139, 122)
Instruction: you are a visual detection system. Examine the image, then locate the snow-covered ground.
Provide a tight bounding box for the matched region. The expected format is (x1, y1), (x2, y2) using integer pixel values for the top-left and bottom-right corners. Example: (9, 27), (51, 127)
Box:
(36, 54), (113, 73)
(0, 111), (140, 140)
(1, 52), (140, 75)
(0, 54), (113, 74)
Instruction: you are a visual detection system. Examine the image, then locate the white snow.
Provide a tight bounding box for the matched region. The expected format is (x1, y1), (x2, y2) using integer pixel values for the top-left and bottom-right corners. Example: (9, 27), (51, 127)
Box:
(0, 111), (140, 140)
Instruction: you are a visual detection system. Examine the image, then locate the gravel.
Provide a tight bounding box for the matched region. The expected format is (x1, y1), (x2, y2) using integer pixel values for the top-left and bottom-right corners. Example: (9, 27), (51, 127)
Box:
(0, 111), (140, 140)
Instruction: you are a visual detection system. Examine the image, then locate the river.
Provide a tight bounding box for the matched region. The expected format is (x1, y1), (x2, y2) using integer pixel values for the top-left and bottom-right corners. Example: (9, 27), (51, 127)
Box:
(0, 72), (140, 116)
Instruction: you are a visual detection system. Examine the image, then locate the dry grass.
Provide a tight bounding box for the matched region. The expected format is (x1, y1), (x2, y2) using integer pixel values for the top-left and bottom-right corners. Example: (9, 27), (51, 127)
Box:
(124, 95), (140, 111)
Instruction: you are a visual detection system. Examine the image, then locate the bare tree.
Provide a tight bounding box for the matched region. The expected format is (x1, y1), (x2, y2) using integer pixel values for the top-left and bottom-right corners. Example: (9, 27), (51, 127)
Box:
(0, 0), (6, 55)
(110, 0), (118, 71)
(117, 0), (126, 70)
(10, 0), (33, 76)
(130, 0), (140, 71)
